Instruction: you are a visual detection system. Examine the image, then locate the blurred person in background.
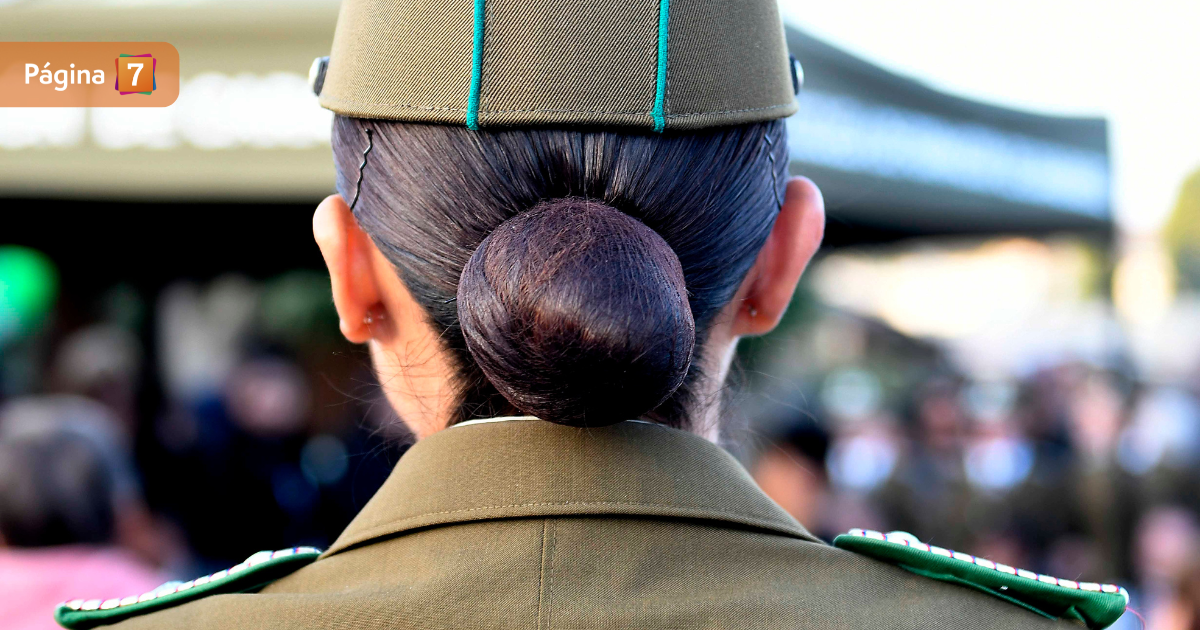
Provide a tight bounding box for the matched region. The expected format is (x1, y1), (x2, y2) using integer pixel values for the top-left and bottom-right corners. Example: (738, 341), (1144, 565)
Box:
(1061, 370), (1141, 582)
(0, 397), (166, 630)
(751, 419), (833, 539)
(48, 324), (144, 438)
(960, 380), (1038, 571)
(1154, 559), (1200, 630)
(150, 347), (321, 571)
(143, 273), (407, 571)
(879, 376), (975, 551)
(988, 366), (1083, 574)
(152, 344), (400, 570)
(1119, 385), (1200, 513)
(819, 367), (897, 535)
(1135, 506), (1200, 629)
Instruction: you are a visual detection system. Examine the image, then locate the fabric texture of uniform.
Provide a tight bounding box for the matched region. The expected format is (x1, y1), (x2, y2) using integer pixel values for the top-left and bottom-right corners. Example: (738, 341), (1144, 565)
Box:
(104, 420), (1082, 629)
(318, 0), (797, 131)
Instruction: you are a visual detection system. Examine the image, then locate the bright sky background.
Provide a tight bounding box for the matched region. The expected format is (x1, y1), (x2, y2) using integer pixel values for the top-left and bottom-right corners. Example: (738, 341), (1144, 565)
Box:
(779, 0), (1200, 234)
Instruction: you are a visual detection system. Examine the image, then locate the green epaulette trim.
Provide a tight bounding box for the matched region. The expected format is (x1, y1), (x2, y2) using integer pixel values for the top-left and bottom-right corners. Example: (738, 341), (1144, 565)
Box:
(833, 529), (1128, 629)
(54, 546), (322, 630)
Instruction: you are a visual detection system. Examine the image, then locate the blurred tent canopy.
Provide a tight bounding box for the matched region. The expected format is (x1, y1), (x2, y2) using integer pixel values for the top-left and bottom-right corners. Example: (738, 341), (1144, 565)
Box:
(0, 1), (1112, 290)
(786, 29), (1111, 245)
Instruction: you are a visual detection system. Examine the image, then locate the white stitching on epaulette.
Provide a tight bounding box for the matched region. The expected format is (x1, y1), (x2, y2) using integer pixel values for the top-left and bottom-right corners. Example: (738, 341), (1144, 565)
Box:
(845, 529), (1126, 596)
(59, 547), (322, 610)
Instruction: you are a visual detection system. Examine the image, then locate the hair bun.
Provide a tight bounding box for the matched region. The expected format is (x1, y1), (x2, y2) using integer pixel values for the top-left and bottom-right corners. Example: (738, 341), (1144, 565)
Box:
(457, 198), (695, 427)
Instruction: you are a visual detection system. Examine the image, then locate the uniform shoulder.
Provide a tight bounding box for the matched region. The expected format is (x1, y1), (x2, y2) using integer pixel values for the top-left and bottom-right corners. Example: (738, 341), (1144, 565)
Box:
(54, 547), (321, 630)
(831, 529), (1129, 630)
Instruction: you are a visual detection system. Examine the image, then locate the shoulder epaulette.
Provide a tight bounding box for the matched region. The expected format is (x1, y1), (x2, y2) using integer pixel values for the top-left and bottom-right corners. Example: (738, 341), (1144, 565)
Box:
(54, 546), (322, 630)
(833, 529), (1128, 629)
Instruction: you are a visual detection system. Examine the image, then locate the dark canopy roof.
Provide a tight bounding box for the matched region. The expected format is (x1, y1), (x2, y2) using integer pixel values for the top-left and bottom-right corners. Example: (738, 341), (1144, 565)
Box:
(785, 28), (1111, 245)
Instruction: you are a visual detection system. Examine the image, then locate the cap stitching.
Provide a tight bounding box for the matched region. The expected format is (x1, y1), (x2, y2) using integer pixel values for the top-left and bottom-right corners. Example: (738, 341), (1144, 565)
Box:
(665, 103), (795, 118)
(663, 30), (672, 123)
(320, 94), (468, 112)
(322, 96), (793, 117)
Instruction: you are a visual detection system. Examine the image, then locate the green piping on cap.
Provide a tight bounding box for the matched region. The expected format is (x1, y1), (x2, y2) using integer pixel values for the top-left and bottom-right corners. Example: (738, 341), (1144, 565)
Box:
(466, 0), (486, 131)
(319, 0), (795, 130)
(651, 0), (670, 132)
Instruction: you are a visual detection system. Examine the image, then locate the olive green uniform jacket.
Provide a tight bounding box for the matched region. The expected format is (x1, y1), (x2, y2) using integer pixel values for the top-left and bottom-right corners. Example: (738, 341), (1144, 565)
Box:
(110, 419), (1071, 629)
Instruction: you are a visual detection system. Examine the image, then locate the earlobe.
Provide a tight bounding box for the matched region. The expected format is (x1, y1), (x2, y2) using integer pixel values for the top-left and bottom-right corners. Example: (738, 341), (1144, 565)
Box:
(313, 194), (382, 344)
(733, 177), (825, 337)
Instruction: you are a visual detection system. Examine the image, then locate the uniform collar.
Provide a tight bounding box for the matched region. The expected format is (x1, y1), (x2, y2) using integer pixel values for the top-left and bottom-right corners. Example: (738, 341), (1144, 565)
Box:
(325, 418), (820, 557)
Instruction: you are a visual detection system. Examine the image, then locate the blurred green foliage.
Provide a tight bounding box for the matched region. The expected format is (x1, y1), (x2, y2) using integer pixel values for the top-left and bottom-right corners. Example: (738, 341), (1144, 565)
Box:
(1165, 168), (1200, 291)
(0, 245), (58, 345)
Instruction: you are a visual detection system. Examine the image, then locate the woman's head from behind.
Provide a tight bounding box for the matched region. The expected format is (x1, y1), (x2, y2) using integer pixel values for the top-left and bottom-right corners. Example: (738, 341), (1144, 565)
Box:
(315, 117), (823, 440)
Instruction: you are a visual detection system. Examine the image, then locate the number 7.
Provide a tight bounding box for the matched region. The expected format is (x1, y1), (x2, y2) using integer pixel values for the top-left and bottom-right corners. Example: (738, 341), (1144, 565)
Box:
(128, 62), (143, 86)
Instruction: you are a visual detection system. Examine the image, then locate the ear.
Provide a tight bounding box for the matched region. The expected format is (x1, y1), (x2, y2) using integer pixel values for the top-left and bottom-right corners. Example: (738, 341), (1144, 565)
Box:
(732, 177), (825, 336)
(313, 194), (384, 344)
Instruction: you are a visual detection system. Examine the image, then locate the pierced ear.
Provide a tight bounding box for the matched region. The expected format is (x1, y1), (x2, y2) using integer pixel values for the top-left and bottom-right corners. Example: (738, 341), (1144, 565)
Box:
(313, 194), (383, 344)
(733, 177), (825, 337)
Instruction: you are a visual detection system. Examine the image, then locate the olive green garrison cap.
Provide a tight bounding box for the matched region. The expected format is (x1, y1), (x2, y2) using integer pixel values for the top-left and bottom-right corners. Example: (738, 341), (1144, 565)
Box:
(311, 0), (801, 132)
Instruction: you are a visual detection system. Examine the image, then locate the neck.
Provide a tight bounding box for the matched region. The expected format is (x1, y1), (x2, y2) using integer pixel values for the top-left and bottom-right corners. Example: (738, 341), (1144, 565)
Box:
(389, 339), (740, 445)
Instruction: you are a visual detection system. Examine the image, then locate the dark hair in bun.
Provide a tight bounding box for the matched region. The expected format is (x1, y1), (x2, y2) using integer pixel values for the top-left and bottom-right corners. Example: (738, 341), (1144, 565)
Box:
(332, 117), (786, 432)
(457, 199), (694, 426)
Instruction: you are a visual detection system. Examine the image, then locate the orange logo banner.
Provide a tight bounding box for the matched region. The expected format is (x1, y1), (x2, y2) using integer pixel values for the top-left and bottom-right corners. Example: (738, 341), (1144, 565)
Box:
(0, 42), (179, 107)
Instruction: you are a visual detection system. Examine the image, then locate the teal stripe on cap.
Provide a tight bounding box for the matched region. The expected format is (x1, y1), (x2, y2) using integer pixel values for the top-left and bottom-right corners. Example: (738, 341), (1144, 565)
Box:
(466, 0), (486, 130)
(651, 0), (671, 132)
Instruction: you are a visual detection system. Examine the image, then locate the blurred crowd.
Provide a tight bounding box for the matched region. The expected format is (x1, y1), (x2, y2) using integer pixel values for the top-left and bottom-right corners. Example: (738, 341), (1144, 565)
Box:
(749, 327), (1200, 630)
(3, 246), (1200, 630)
(0, 266), (408, 629)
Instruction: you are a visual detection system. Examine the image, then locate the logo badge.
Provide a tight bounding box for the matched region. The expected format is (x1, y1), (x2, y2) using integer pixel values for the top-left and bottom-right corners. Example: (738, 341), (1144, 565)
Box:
(115, 54), (156, 95)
